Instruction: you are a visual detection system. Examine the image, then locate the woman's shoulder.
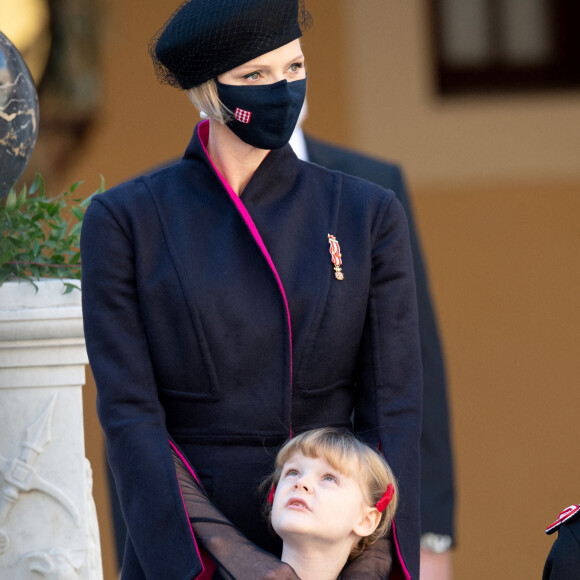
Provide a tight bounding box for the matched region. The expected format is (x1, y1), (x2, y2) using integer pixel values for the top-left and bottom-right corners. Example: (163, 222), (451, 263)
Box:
(299, 158), (397, 207)
(83, 164), (188, 239)
(296, 159), (407, 241)
(93, 161), (185, 214)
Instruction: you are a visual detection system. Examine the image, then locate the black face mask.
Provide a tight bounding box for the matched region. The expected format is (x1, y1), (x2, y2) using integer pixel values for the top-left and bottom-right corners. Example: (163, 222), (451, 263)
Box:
(216, 77), (307, 150)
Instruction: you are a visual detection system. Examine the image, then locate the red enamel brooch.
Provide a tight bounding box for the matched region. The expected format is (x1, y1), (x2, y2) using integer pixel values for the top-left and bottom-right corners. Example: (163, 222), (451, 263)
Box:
(327, 234), (344, 280)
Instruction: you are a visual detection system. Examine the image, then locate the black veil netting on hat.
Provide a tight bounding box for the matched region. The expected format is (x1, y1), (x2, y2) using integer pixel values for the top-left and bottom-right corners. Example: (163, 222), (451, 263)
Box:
(149, 0), (313, 90)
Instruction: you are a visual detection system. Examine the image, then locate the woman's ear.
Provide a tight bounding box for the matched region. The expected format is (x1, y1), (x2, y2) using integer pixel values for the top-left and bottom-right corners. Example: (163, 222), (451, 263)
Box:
(353, 506), (382, 538)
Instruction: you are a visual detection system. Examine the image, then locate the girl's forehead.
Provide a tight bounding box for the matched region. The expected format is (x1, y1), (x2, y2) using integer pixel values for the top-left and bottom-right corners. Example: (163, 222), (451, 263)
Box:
(283, 450), (356, 475)
(285, 450), (321, 464)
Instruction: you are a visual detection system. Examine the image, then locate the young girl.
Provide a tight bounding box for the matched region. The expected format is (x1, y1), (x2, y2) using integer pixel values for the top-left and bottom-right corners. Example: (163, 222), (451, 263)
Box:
(172, 428), (398, 579)
(269, 428), (398, 580)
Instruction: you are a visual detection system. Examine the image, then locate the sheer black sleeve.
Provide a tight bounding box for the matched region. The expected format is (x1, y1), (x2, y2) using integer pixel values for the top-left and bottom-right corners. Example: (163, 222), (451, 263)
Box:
(339, 536), (393, 580)
(170, 443), (300, 580)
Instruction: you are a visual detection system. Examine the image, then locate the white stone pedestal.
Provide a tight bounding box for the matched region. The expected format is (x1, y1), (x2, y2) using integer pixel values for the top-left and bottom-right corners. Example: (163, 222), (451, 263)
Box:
(0, 279), (103, 580)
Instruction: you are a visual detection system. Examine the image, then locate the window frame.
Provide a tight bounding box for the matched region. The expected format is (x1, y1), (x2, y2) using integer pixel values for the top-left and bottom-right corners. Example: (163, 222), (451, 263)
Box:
(429, 0), (580, 95)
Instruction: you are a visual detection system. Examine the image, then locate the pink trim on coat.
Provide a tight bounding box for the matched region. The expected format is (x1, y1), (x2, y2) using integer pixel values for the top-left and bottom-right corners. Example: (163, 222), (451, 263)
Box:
(195, 551), (217, 580)
(169, 439), (207, 579)
(197, 119), (294, 435)
(169, 439), (202, 486)
(391, 519), (412, 580)
(377, 442), (412, 579)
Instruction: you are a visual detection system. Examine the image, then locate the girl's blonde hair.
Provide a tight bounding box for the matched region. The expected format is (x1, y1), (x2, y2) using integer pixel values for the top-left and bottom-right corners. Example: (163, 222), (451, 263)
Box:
(265, 428), (398, 559)
(186, 78), (232, 124)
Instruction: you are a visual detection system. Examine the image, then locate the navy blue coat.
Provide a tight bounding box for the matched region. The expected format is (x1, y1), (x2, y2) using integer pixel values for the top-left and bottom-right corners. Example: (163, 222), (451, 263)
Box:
(305, 135), (455, 540)
(81, 120), (422, 579)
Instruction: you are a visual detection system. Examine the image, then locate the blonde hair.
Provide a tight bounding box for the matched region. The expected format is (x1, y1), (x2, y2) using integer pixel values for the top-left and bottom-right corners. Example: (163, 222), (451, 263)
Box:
(265, 428), (398, 559)
(186, 78), (232, 124)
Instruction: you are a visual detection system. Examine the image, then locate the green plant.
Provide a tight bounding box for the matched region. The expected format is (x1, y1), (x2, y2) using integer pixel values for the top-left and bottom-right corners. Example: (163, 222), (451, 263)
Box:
(0, 173), (105, 292)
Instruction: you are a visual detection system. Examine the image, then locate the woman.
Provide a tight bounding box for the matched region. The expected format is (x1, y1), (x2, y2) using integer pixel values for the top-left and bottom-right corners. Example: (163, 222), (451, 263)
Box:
(81, 0), (422, 578)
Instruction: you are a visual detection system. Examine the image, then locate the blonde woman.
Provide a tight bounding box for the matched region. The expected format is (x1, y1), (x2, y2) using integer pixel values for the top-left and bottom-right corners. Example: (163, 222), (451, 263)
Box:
(81, 1), (422, 578)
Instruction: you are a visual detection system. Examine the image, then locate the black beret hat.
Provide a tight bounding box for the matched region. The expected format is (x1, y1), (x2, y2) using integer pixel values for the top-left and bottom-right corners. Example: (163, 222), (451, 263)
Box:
(150, 0), (312, 90)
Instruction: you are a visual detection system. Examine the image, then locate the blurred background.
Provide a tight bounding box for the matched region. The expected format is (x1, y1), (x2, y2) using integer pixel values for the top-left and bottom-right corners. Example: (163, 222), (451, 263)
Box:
(2, 0), (579, 577)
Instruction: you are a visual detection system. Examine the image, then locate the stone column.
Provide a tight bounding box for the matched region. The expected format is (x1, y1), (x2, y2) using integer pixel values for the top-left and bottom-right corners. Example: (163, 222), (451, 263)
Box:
(0, 279), (103, 580)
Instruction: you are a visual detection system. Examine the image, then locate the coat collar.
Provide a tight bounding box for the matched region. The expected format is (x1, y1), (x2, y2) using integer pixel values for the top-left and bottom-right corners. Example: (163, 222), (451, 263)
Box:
(182, 120), (302, 206)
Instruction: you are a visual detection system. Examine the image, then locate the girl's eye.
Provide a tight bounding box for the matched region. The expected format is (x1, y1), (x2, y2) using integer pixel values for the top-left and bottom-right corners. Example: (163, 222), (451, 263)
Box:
(285, 469), (299, 477)
(243, 72), (261, 80)
(289, 62), (304, 73)
(323, 474), (338, 483)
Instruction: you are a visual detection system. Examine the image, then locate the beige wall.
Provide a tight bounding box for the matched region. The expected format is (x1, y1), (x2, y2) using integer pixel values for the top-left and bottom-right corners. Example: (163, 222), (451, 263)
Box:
(414, 182), (580, 579)
(309, 0), (580, 189)
(67, 1), (580, 579)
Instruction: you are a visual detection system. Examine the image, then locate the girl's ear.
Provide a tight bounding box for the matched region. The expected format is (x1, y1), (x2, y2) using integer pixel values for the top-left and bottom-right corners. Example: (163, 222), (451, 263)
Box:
(353, 506), (382, 538)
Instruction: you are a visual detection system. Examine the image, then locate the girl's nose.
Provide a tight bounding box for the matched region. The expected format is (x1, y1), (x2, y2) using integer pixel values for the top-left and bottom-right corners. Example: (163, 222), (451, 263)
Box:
(294, 478), (311, 493)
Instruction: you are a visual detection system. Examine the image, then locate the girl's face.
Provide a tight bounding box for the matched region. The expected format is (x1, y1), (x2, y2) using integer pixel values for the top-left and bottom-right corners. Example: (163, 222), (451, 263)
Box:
(271, 451), (376, 549)
(217, 38), (305, 86)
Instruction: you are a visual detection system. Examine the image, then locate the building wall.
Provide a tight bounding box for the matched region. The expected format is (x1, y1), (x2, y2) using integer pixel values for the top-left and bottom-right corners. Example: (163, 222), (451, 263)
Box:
(67, 1), (580, 578)
(307, 0), (580, 189)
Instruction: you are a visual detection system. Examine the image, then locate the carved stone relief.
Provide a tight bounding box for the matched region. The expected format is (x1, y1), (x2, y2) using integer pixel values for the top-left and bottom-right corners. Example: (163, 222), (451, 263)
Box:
(0, 279), (102, 579)
(0, 390), (102, 579)
(0, 394), (80, 527)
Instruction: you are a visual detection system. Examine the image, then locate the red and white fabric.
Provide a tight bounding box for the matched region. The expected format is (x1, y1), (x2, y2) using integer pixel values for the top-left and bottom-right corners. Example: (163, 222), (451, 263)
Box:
(235, 108), (252, 124)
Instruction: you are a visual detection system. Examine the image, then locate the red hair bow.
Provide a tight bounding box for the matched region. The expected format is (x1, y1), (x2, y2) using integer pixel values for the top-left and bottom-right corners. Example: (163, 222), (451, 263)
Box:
(376, 483), (395, 512)
(268, 484), (275, 505)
